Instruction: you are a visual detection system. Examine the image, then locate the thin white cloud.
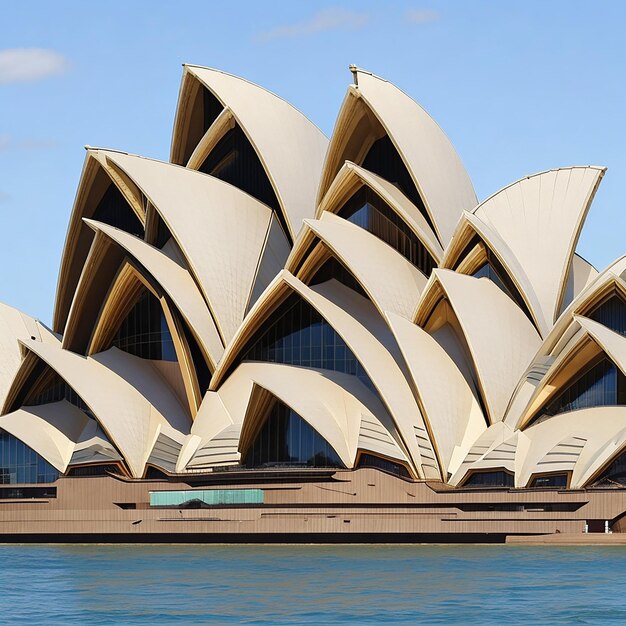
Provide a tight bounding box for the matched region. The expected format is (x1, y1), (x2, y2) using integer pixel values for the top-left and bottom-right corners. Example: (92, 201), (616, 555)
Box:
(406, 8), (439, 24)
(0, 48), (69, 84)
(0, 135), (58, 151)
(257, 8), (369, 42)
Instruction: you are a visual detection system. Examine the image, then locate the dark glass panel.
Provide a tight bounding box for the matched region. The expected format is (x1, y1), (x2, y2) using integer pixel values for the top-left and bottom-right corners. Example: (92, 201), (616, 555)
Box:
(357, 453), (411, 478)
(198, 125), (289, 240)
(463, 471), (514, 488)
(92, 184), (144, 237)
(361, 135), (435, 234)
(203, 88), (224, 134)
(337, 187), (436, 276)
(539, 358), (626, 419)
(472, 257), (535, 324)
(7, 360), (47, 413)
(66, 464), (119, 477)
(179, 318), (212, 393)
(309, 257), (368, 298)
(245, 401), (343, 469)
(145, 466), (169, 479)
(243, 294), (375, 391)
(0, 431), (59, 484)
(530, 474), (568, 488)
(0, 486), (56, 499)
(589, 295), (626, 337)
(459, 501), (582, 512)
(154, 216), (173, 249)
(26, 371), (95, 420)
(592, 450), (626, 486)
(472, 262), (511, 297)
(454, 234), (535, 326)
(291, 238), (319, 276)
(113, 290), (177, 361)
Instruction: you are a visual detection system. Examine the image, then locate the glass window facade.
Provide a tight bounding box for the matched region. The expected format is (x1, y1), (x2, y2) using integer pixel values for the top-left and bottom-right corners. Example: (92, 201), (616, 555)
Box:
(66, 464), (120, 477)
(0, 431), (59, 484)
(92, 184), (144, 237)
(26, 370), (95, 420)
(243, 294), (375, 391)
(0, 486), (56, 499)
(202, 88), (224, 134)
(592, 450), (626, 486)
(244, 401), (343, 469)
(154, 215), (173, 249)
(337, 187), (435, 276)
(199, 125), (289, 241)
(454, 235), (535, 326)
(179, 319), (212, 393)
(463, 471), (514, 488)
(530, 474), (568, 488)
(472, 262), (513, 298)
(589, 295), (626, 336)
(309, 257), (368, 298)
(113, 290), (177, 361)
(539, 358), (626, 419)
(361, 135), (435, 235)
(357, 453), (410, 478)
(471, 257), (535, 324)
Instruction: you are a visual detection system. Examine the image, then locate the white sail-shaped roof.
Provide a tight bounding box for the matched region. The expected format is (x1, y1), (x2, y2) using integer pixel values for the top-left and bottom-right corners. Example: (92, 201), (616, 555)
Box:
(299, 212), (428, 319)
(317, 161), (443, 261)
(473, 166), (605, 328)
(83, 219), (224, 368)
(176, 65), (329, 239)
(577, 315), (626, 375)
(0, 401), (90, 472)
(210, 270), (438, 478)
(319, 68), (477, 246)
(97, 150), (287, 345)
(386, 312), (487, 476)
(0, 304), (47, 409)
(13, 340), (190, 478)
(418, 269), (542, 423)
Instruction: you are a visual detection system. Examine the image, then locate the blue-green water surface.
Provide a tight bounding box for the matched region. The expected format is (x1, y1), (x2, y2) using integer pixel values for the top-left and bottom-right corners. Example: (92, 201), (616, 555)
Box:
(1, 544), (625, 625)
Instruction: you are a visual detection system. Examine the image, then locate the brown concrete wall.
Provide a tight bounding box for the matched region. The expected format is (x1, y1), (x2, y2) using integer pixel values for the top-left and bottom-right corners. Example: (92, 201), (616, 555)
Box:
(0, 469), (625, 542)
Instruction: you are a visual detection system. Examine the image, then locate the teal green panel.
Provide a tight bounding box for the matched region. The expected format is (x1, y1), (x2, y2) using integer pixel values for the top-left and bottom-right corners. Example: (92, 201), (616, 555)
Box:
(149, 489), (264, 507)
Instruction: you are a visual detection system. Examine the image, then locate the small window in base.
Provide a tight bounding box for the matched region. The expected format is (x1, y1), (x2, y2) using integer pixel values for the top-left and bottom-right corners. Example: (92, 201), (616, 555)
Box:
(357, 453), (411, 478)
(150, 489), (264, 507)
(0, 486), (56, 499)
(530, 474), (568, 488)
(463, 470), (514, 488)
(66, 464), (120, 477)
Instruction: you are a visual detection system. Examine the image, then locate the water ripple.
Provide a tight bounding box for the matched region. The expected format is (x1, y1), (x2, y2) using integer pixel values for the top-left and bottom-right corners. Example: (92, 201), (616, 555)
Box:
(0, 544), (625, 624)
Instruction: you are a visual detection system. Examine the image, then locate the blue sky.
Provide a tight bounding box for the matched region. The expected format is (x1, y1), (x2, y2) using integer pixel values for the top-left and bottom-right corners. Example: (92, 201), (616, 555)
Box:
(1, 0), (625, 324)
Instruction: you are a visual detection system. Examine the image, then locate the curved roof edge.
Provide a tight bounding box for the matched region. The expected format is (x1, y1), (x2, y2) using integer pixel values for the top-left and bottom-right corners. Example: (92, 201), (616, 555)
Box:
(318, 67), (477, 246)
(472, 166), (606, 327)
(171, 65), (329, 240)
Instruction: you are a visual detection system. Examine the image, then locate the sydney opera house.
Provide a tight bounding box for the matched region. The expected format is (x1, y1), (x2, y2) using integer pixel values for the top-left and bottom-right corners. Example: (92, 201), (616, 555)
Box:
(2, 63), (626, 542)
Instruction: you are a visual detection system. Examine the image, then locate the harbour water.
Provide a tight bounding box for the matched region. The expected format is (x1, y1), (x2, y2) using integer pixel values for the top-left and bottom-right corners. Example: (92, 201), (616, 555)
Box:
(1, 544), (625, 624)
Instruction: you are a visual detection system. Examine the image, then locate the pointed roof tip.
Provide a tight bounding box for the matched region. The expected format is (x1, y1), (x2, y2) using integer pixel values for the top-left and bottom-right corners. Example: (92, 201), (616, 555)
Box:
(84, 146), (130, 157)
(348, 64), (359, 87)
(346, 65), (382, 88)
(346, 66), (392, 86)
(473, 165), (607, 215)
(82, 217), (100, 233)
(184, 63), (231, 76)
